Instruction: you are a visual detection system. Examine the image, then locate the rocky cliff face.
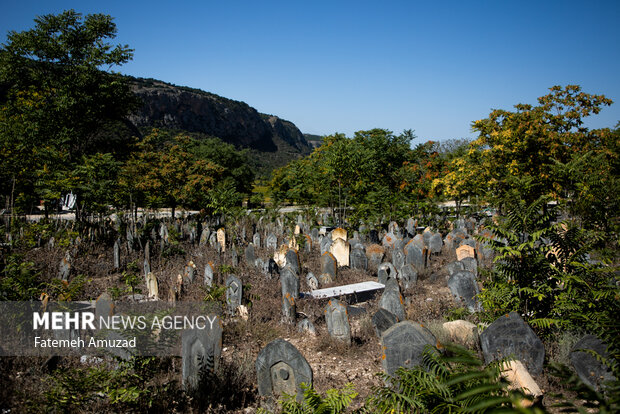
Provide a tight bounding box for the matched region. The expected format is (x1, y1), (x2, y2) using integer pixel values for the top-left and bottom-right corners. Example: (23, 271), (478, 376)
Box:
(128, 78), (311, 153)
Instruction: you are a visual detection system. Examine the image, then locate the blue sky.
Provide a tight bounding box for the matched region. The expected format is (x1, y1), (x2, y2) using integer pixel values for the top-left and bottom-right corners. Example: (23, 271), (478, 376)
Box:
(1, 0), (619, 142)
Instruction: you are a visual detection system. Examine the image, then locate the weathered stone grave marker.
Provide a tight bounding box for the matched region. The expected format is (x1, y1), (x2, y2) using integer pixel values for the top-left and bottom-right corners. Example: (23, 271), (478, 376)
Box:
(225, 275), (242, 315)
(256, 339), (312, 401)
(182, 315), (223, 390)
(381, 321), (438, 376)
(325, 299), (351, 345)
(480, 312), (545, 375)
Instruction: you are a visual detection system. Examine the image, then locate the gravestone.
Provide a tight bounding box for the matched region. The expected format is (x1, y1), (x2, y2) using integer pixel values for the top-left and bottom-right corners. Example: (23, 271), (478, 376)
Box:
(199, 227), (210, 246)
(225, 275), (242, 315)
(113, 239), (121, 269)
(570, 335), (616, 390)
(447, 271), (481, 312)
(204, 262), (215, 287)
(256, 339), (313, 402)
(381, 321), (438, 376)
(281, 266), (299, 323)
(231, 249), (238, 267)
(406, 218), (416, 237)
(184, 262), (196, 284)
(456, 244), (476, 261)
(143, 258), (151, 281)
(245, 244), (256, 265)
(253, 233), (261, 248)
(366, 244), (385, 269)
(377, 262), (397, 284)
(480, 312), (545, 375)
(392, 249), (406, 271)
(445, 261), (465, 277)
(330, 238), (350, 267)
(332, 227), (347, 241)
(297, 318), (316, 335)
(274, 244), (288, 268)
(310, 228), (319, 244)
(58, 252), (71, 281)
(398, 264), (418, 290)
(320, 252), (337, 279)
(411, 234), (425, 250)
(216, 228), (226, 252)
(405, 242), (425, 273)
(350, 247), (368, 270)
(324, 299), (351, 345)
(382, 231), (399, 249)
(379, 285), (406, 321)
(95, 292), (114, 319)
(266, 233), (278, 250)
(320, 236), (332, 255)
(460, 257), (478, 276)
(306, 273), (319, 290)
(182, 316), (223, 390)
(429, 233), (443, 254)
(372, 308), (398, 338)
(146, 272), (158, 299)
(208, 232), (218, 249)
(285, 249), (301, 275)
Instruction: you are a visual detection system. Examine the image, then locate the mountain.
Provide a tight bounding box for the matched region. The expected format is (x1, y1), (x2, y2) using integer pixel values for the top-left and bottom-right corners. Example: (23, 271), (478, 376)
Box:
(128, 77), (313, 160)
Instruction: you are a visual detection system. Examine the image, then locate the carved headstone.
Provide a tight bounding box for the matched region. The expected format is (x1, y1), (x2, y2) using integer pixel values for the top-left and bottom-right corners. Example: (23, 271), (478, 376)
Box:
(266, 233), (278, 250)
(146, 272), (158, 300)
(113, 239), (121, 269)
(320, 252), (337, 279)
(381, 321), (438, 376)
(225, 275), (242, 315)
(253, 233), (261, 248)
(281, 266), (299, 323)
(366, 244), (385, 269)
(332, 227), (347, 241)
(570, 335), (616, 390)
(405, 242), (425, 272)
(377, 262), (397, 284)
(379, 283), (406, 321)
(216, 228), (226, 252)
(398, 264), (418, 290)
(324, 299), (351, 345)
(256, 339), (313, 401)
(285, 249), (301, 275)
(429, 233), (443, 254)
(456, 244), (476, 261)
(372, 308), (398, 338)
(392, 248), (406, 271)
(460, 257), (478, 277)
(329, 238), (350, 267)
(480, 312), (545, 375)
(350, 247), (368, 270)
(204, 262), (215, 287)
(447, 271), (481, 312)
(245, 244), (256, 266)
(58, 252), (71, 281)
(182, 316), (223, 390)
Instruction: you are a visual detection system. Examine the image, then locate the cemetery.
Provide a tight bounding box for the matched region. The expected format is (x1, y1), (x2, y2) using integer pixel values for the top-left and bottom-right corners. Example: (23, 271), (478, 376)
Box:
(0, 7), (618, 414)
(1, 206), (617, 412)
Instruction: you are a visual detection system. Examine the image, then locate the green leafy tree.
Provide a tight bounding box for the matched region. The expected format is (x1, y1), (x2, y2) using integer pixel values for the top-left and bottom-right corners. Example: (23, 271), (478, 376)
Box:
(435, 86), (613, 212)
(0, 9), (138, 214)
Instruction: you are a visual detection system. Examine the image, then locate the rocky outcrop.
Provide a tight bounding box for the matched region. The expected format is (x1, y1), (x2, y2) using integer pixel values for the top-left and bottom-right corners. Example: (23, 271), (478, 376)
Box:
(128, 78), (312, 153)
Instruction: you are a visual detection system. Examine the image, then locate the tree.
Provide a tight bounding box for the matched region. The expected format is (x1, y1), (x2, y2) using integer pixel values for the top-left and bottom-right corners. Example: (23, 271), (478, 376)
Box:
(433, 85), (613, 211)
(0, 9), (138, 214)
